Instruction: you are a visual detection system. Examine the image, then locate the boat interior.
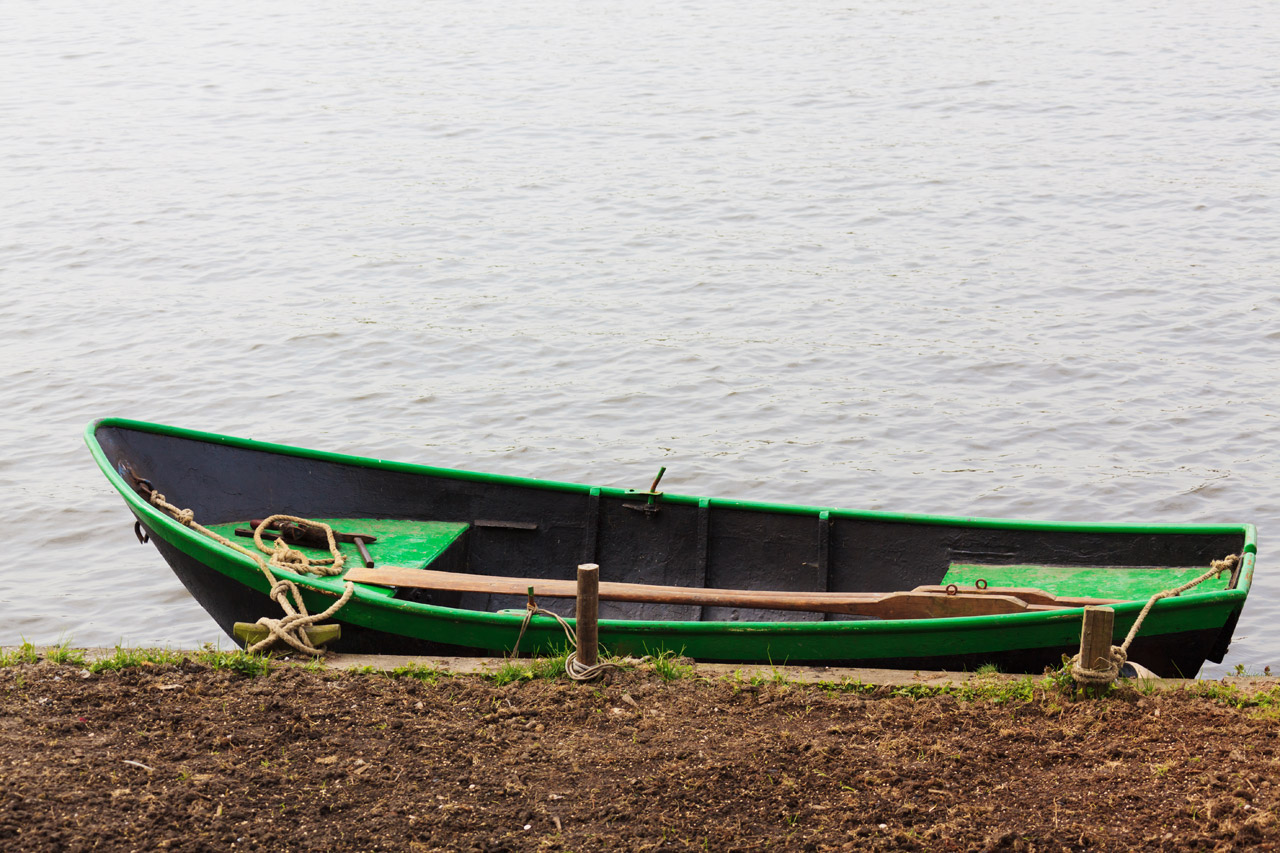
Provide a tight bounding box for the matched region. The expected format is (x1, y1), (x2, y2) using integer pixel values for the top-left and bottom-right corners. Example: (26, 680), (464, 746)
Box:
(94, 422), (1248, 623)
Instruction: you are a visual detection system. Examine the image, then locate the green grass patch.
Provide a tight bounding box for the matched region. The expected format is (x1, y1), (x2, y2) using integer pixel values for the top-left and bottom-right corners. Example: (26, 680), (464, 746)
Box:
(80, 646), (274, 676)
(529, 649), (571, 680)
(45, 640), (87, 667)
(812, 663), (1086, 704)
(389, 662), (448, 685)
(954, 675), (1043, 704)
(21, 641), (1280, 709)
(199, 649), (276, 677)
(301, 655), (328, 673)
(491, 659), (532, 686)
(1189, 680), (1280, 710)
(88, 646), (187, 673)
(650, 650), (695, 681)
(0, 640), (38, 667)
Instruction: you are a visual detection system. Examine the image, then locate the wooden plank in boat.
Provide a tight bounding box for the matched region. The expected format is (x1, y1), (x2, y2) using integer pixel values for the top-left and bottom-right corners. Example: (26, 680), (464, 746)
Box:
(342, 566), (1119, 620)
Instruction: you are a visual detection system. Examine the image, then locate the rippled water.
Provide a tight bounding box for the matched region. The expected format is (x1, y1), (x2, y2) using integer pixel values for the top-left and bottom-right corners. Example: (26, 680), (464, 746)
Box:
(3, 0), (1277, 675)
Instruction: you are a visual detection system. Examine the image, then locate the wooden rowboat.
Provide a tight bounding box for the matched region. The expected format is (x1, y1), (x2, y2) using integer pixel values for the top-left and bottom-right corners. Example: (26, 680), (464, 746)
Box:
(86, 418), (1256, 676)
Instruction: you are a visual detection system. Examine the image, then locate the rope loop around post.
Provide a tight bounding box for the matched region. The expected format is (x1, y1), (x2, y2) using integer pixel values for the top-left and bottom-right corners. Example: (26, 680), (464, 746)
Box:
(1070, 644), (1126, 686)
(510, 596), (621, 682)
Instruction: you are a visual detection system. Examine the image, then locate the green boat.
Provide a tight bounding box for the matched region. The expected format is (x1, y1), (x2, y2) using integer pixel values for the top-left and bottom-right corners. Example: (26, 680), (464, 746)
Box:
(86, 418), (1255, 677)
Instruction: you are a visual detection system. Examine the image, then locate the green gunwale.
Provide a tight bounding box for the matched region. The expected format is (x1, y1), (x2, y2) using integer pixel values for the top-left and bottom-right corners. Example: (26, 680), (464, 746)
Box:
(85, 417), (1256, 663)
(87, 417), (1260, 538)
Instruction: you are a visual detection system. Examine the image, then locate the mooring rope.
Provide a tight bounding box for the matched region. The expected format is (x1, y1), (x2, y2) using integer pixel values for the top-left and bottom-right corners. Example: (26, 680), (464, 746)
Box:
(144, 492), (353, 656)
(510, 599), (620, 682)
(1070, 553), (1240, 685)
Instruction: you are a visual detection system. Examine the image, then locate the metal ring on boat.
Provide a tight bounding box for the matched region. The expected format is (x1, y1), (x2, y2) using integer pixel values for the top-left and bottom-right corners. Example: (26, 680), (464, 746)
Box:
(945, 583), (958, 595)
(975, 578), (988, 590)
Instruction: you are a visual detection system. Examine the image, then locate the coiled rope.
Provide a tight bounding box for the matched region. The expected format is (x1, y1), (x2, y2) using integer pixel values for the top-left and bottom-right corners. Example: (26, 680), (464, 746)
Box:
(1070, 554), (1240, 685)
(510, 599), (620, 682)
(145, 491), (353, 656)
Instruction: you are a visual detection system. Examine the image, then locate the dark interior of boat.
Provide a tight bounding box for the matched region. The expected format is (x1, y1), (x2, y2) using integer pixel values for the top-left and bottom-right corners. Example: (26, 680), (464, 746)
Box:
(94, 423), (1246, 625)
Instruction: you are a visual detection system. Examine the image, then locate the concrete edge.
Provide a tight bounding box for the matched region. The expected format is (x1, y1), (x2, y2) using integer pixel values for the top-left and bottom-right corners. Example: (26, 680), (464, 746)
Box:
(7, 646), (1279, 692)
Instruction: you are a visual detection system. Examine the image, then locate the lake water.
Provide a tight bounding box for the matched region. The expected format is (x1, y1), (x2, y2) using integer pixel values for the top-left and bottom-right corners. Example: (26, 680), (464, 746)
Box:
(3, 0), (1277, 676)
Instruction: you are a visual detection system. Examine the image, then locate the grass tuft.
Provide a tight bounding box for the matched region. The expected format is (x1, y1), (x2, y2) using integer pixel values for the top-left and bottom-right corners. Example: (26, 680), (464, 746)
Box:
(491, 659), (532, 686)
(200, 649), (275, 677)
(0, 640), (39, 667)
(89, 646), (186, 673)
(1190, 680), (1280, 710)
(45, 640), (86, 667)
(650, 650), (695, 682)
(390, 662), (448, 685)
(529, 649), (571, 680)
(956, 675), (1040, 705)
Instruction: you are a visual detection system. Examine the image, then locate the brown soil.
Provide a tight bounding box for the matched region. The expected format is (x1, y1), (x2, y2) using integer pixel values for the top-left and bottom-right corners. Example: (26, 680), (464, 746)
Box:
(2, 663), (1279, 852)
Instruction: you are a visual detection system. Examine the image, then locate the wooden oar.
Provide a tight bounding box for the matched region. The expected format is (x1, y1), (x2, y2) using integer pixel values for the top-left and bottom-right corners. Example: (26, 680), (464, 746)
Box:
(341, 567), (1114, 620)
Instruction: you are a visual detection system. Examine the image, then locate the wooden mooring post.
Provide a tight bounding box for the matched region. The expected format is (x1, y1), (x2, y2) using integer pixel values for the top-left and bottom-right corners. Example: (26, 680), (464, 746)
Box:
(1077, 605), (1116, 693)
(576, 563), (600, 667)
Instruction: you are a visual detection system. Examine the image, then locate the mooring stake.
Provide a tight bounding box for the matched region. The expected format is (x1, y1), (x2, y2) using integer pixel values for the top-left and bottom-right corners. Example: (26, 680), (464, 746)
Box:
(1074, 605), (1118, 692)
(576, 563), (600, 668)
(1078, 606), (1115, 671)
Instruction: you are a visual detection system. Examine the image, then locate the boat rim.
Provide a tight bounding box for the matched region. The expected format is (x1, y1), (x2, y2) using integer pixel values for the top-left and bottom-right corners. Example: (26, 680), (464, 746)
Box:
(86, 416), (1260, 542)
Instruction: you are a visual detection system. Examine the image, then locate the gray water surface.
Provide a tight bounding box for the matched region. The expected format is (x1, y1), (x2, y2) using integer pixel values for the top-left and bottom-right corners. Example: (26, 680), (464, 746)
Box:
(3, 0), (1278, 675)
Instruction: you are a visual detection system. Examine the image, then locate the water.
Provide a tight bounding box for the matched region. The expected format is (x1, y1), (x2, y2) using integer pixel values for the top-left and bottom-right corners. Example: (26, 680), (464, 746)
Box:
(3, 0), (1277, 675)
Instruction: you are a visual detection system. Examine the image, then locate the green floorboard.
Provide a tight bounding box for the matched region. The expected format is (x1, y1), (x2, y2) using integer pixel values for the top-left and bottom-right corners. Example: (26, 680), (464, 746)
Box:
(942, 563), (1231, 600)
(203, 518), (469, 579)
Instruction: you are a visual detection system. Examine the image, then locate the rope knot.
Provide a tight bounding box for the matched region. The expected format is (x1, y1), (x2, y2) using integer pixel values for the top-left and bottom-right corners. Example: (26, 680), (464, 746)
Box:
(1070, 644), (1126, 686)
(268, 539), (310, 569)
(1210, 554), (1240, 577)
(268, 579), (298, 604)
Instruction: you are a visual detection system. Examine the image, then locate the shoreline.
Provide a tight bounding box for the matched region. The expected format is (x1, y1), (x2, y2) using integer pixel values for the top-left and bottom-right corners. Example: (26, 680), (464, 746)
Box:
(4, 644), (1277, 692)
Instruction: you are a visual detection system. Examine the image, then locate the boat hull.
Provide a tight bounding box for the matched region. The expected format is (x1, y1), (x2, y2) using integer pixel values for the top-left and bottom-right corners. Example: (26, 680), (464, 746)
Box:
(90, 419), (1256, 678)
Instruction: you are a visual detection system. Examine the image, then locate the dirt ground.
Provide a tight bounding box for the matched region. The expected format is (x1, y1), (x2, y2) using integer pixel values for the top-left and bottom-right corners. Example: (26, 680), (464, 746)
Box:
(2, 661), (1279, 852)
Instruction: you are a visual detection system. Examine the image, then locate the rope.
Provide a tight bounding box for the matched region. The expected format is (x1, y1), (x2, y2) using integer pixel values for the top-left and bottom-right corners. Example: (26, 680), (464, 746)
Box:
(145, 492), (353, 656)
(1070, 554), (1240, 685)
(510, 599), (620, 682)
